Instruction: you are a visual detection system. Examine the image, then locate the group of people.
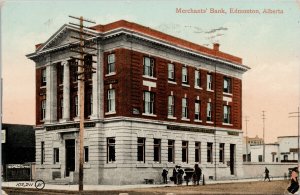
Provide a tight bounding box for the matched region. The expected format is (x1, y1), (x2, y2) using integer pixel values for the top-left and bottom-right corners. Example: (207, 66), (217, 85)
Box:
(162, 164), (202, 185)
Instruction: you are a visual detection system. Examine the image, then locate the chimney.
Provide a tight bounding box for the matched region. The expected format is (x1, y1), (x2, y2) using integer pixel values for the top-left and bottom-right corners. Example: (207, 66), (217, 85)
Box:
(35, 43), (42, 51)
(213, 43), (220, 51)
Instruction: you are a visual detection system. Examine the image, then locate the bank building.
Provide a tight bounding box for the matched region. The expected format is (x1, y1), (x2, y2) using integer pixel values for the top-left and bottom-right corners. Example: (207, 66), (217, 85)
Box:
(27, 20), (249, 185)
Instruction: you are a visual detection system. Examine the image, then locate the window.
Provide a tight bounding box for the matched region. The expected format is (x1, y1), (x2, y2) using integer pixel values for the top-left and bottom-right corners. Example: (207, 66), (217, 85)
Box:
(84, 146), (89, 163)
(182, 141), (188, 163)
(219, 143), (225, 163)
(75, 96), (78, 117)
(168, 140), (175, 163)
(107, 53), (115, 74)
(137, 138), (145, 162)
(207, 102), (212, 121)
(195, 100), (200, 120)
(108, 89), (116, 112)
(168, 63), (175, 81)
(182, 66), (188, 83)
(223, 77), (231, 93)
(207, 73), (213, 90)
(144, 91), (155, 114)
(41, 142), (45, 164)
(154, 139), (161, 163)
(90, 95), (93, 115)
(195, 70), (201, 87)
(182, 98), (188, 119)
(143, 57), (155, 77)
(59, 98), (63, 119)
(223, 105), (231, 124)
(41, 68), (46, 86)
(53, 148), (59, 164)
(195, 142), (201, 163)
(107, 138), (116, 162)
(41, 99), (46, 120)
(258, 155), (263, 162)
(168, 96), (175, 117)
(58, 64), (64, 85)
(207, 142), (213, 163)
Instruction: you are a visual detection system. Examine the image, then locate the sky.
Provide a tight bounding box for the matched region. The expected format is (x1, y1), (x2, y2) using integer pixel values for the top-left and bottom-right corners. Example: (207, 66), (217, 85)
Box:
(0, 0), (299, 143)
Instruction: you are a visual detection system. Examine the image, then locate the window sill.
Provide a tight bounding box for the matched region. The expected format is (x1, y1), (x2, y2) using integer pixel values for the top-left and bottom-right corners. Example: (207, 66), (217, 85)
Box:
(168, 116), (177, 120)
(105, 111), (116, 115)
(105, 72), (116, 77)
(207, 89), (214, 92)
(195, 86), (203, 90)
(222, 123), (233, 126)
(194, 120), (202, 123)
(182, 83), (190, 87)
(206, 121), (214, 124)
(143, 75), (157, 80)
(223, 92), (233, 96)
(168, 80), (177, 85)
(142, 113), (157, 117)
(181, 118), (190, 121)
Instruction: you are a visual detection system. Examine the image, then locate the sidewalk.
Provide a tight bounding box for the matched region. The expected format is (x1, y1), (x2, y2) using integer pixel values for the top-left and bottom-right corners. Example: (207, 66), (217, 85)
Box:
(2, 177), (285, 191)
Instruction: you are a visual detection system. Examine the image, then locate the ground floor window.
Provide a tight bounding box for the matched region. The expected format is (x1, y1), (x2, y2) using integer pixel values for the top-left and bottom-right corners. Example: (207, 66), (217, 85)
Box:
(53, 148), (59, 164)
(137, 138), (145, 162)
(219, 143), (225, 163)
(84, 146), (89, 163)
(182, 141), (188, 163)
(107, 138), (116, 162)
(207, 142), (213, 163)
(168, 140), (175, 163)
(154, 139), (161, 163)
(195, 142), (201, 163)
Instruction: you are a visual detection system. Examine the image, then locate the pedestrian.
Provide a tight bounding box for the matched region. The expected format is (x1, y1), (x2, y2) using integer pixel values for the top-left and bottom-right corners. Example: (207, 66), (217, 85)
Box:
(264, 167), (270, 182)
(162, 168), (168, 184)
(194, 164), (202, 185)
(286, 167), (299, 194)
(172, 166), (178, 184)
(177, 166), (184, 185)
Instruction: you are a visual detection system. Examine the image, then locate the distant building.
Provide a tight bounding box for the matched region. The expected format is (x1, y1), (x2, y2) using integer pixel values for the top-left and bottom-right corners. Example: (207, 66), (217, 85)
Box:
(27, 20), (249, 184)
(250, 144), (279, 163)
(278, 136), (299, 162)
(242, 135), (264, 162)
(1, 124), (35, 180)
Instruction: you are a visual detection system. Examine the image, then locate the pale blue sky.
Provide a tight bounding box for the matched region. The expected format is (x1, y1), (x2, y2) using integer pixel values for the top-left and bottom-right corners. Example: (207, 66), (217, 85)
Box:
(1, 0), (300, 142)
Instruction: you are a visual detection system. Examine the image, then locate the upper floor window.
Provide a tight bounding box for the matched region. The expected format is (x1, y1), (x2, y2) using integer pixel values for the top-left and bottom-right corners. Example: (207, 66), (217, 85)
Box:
(41, 68), (46, 86)
(108, 89), (116, 113)
(75, 95), (79, 117)
(195, 70), (201, 87)
(168, 63), (175, 81)
(144, 91), (155, 114)
(41, 99), (46, 120)
(207, 102), (212, 122)
(223, 105), (231, 124)
(182, 66), (188, 84)
(168, 95), (175, 117)
(223, 77), (232, 93)
(182, 98), (188, 119)
(107, 53), (115, 74)
(59, 98), (63, 119)
(195, 100), (201, 120)
(143, 57), (155, 77)
(207, 73), (213, 90)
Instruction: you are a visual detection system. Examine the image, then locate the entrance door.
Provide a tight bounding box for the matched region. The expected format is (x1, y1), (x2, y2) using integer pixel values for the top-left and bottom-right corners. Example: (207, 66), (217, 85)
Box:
(230, 144), (235, 175)
(65, 139), (75, 177)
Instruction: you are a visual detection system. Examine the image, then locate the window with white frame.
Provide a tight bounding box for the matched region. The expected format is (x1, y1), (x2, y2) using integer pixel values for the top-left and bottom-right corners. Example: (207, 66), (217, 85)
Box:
(137, 138), (145, 162)
(182, 98), (188, 119)
(195, 142), (201, 163)
(195, 100), (200, 120)
(223, 105), (231, 124)
(107, 138), (116, 162)
(182, 66), (188, 84)
(182, 141), (188, 163)
(219, 143), (225, 163)
(75, 95), (78, 117)
(53, 148), (59, 164)
(41, 68), (46, 86)
(195, 70), (201, 87)
(108, 89), (116, 113)
(154, 139), (161, 163)
(107, 53), (115, 74)
(41, 99), (46, 120)
(168, 140), (175, 163)
(223, 77), (232, 93)
(207, 142), (213, 163)
(207, 102), (212, 121)
(207, 73), (213, 90)
(168, 95), (175, 117)
(168, 63), (175, 81)
(144, 91), (155, 114)
(143, 57), (155, 77)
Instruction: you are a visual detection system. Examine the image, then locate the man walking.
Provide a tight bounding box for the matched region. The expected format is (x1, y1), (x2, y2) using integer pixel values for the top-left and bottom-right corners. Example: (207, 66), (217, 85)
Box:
(264, 167), (270, 182)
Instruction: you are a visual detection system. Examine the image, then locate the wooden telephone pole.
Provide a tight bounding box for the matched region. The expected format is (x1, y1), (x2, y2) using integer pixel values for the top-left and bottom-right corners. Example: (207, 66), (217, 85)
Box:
(69, 15), (96, 192)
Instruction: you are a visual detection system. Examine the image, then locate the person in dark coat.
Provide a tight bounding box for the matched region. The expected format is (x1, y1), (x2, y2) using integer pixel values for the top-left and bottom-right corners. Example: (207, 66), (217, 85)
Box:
(287, 167), (299, 194)
(172, 166), (178, 184)
(177, 166), (184, 185)
(264, 167), (270, 182)
(162, 168), (168, 184)
(194, 164), (202, 185)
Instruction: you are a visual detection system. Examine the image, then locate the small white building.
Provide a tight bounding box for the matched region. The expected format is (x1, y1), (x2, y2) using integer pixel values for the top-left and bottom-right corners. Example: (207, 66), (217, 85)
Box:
(250, 144), (279, 163)
(278, 136), (299, 162)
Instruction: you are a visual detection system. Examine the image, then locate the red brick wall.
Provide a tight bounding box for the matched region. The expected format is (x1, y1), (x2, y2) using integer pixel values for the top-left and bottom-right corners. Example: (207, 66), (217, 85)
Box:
(36, 68), (46, 125)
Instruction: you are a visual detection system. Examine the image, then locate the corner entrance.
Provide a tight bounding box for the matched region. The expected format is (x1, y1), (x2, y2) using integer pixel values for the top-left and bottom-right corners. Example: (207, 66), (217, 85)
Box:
(65, 139), (75, 177)
(230, 144), (235, 175)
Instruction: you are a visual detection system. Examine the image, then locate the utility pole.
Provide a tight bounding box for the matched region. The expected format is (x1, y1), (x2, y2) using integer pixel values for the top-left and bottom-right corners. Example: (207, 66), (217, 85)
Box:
(69, 15), (96, 192)
(262, 111), (266, 162)
(289, 107), (300, 172)
(245, 116), (249, 162)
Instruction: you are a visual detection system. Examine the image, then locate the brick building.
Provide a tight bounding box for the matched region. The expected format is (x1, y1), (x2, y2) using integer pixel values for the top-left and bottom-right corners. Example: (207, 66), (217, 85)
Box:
(27, 20), (249, 184)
